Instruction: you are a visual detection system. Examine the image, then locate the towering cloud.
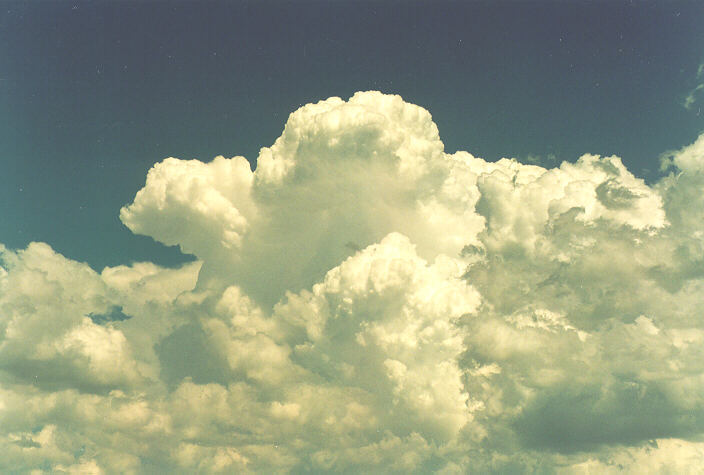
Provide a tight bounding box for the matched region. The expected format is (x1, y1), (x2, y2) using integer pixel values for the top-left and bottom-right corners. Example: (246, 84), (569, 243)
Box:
(2, 92), (704, 472)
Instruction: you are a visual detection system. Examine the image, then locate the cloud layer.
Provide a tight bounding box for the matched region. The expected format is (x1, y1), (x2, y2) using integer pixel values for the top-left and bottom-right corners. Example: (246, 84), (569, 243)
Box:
(3, 91), (704, 473)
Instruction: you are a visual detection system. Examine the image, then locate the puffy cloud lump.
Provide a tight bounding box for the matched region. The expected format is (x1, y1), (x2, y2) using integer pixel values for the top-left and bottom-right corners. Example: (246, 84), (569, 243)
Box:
(3, 91), (704, 472)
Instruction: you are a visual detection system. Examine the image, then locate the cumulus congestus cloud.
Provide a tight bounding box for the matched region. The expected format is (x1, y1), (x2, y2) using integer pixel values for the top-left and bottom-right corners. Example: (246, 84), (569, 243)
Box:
(2, 91), (704, 472)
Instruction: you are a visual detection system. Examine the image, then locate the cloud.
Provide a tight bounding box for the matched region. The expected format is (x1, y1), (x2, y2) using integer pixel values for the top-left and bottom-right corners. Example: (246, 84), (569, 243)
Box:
(684, 84), (703, 110)
(683, 63), (704, 111)
(0, 243), (143, 393)
(3, 92), (704, 472)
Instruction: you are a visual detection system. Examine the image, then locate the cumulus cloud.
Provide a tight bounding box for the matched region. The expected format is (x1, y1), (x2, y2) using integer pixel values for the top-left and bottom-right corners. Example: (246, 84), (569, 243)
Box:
(3, 91), (704, 472)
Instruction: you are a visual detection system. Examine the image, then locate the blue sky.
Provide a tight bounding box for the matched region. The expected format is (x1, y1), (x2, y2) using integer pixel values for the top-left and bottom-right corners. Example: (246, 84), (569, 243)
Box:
(1, 1), (703, 270)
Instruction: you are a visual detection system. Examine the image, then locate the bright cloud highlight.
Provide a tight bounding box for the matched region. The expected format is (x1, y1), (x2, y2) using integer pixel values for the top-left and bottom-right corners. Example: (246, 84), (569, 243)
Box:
(3, 92), (704, 473)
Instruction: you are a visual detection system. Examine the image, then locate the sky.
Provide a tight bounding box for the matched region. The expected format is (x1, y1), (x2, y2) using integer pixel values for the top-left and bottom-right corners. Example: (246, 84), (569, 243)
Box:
(2, 1), (704, 473)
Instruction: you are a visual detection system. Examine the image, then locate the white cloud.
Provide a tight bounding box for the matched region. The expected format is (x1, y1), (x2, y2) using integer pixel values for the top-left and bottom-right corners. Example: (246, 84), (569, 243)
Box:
(560, 439), (704, 474)
(683, 63), (704, 111)
(0, 243), (142, 392)
(3, 92), (704, 472)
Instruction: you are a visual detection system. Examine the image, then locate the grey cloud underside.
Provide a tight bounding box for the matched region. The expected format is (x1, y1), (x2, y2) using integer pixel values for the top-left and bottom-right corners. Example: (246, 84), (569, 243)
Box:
(3, 92), (704, 473)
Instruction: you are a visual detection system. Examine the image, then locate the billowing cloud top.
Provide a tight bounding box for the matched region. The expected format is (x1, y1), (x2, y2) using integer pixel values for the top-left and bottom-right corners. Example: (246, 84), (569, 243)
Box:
(3, 92), (704, 473)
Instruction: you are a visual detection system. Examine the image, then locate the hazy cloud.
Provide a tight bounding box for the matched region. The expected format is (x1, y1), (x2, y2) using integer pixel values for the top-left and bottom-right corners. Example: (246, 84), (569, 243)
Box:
(683, 63), (704, 111)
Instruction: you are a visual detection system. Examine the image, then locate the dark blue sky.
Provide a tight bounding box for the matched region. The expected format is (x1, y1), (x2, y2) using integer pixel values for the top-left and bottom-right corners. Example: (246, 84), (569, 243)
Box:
(1, 1), (703, 270)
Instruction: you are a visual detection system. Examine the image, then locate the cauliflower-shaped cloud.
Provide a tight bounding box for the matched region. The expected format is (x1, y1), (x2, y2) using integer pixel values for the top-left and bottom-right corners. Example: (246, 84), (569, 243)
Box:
(3, 91), (704, 472)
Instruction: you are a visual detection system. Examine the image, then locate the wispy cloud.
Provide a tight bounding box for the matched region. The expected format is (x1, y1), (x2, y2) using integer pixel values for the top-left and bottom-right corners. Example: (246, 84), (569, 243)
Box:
(683, 62), (704, 111)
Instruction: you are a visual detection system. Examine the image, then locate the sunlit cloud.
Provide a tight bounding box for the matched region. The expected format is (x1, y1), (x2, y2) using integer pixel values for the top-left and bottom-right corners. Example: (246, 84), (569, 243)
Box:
(2, 92), (704, 472)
